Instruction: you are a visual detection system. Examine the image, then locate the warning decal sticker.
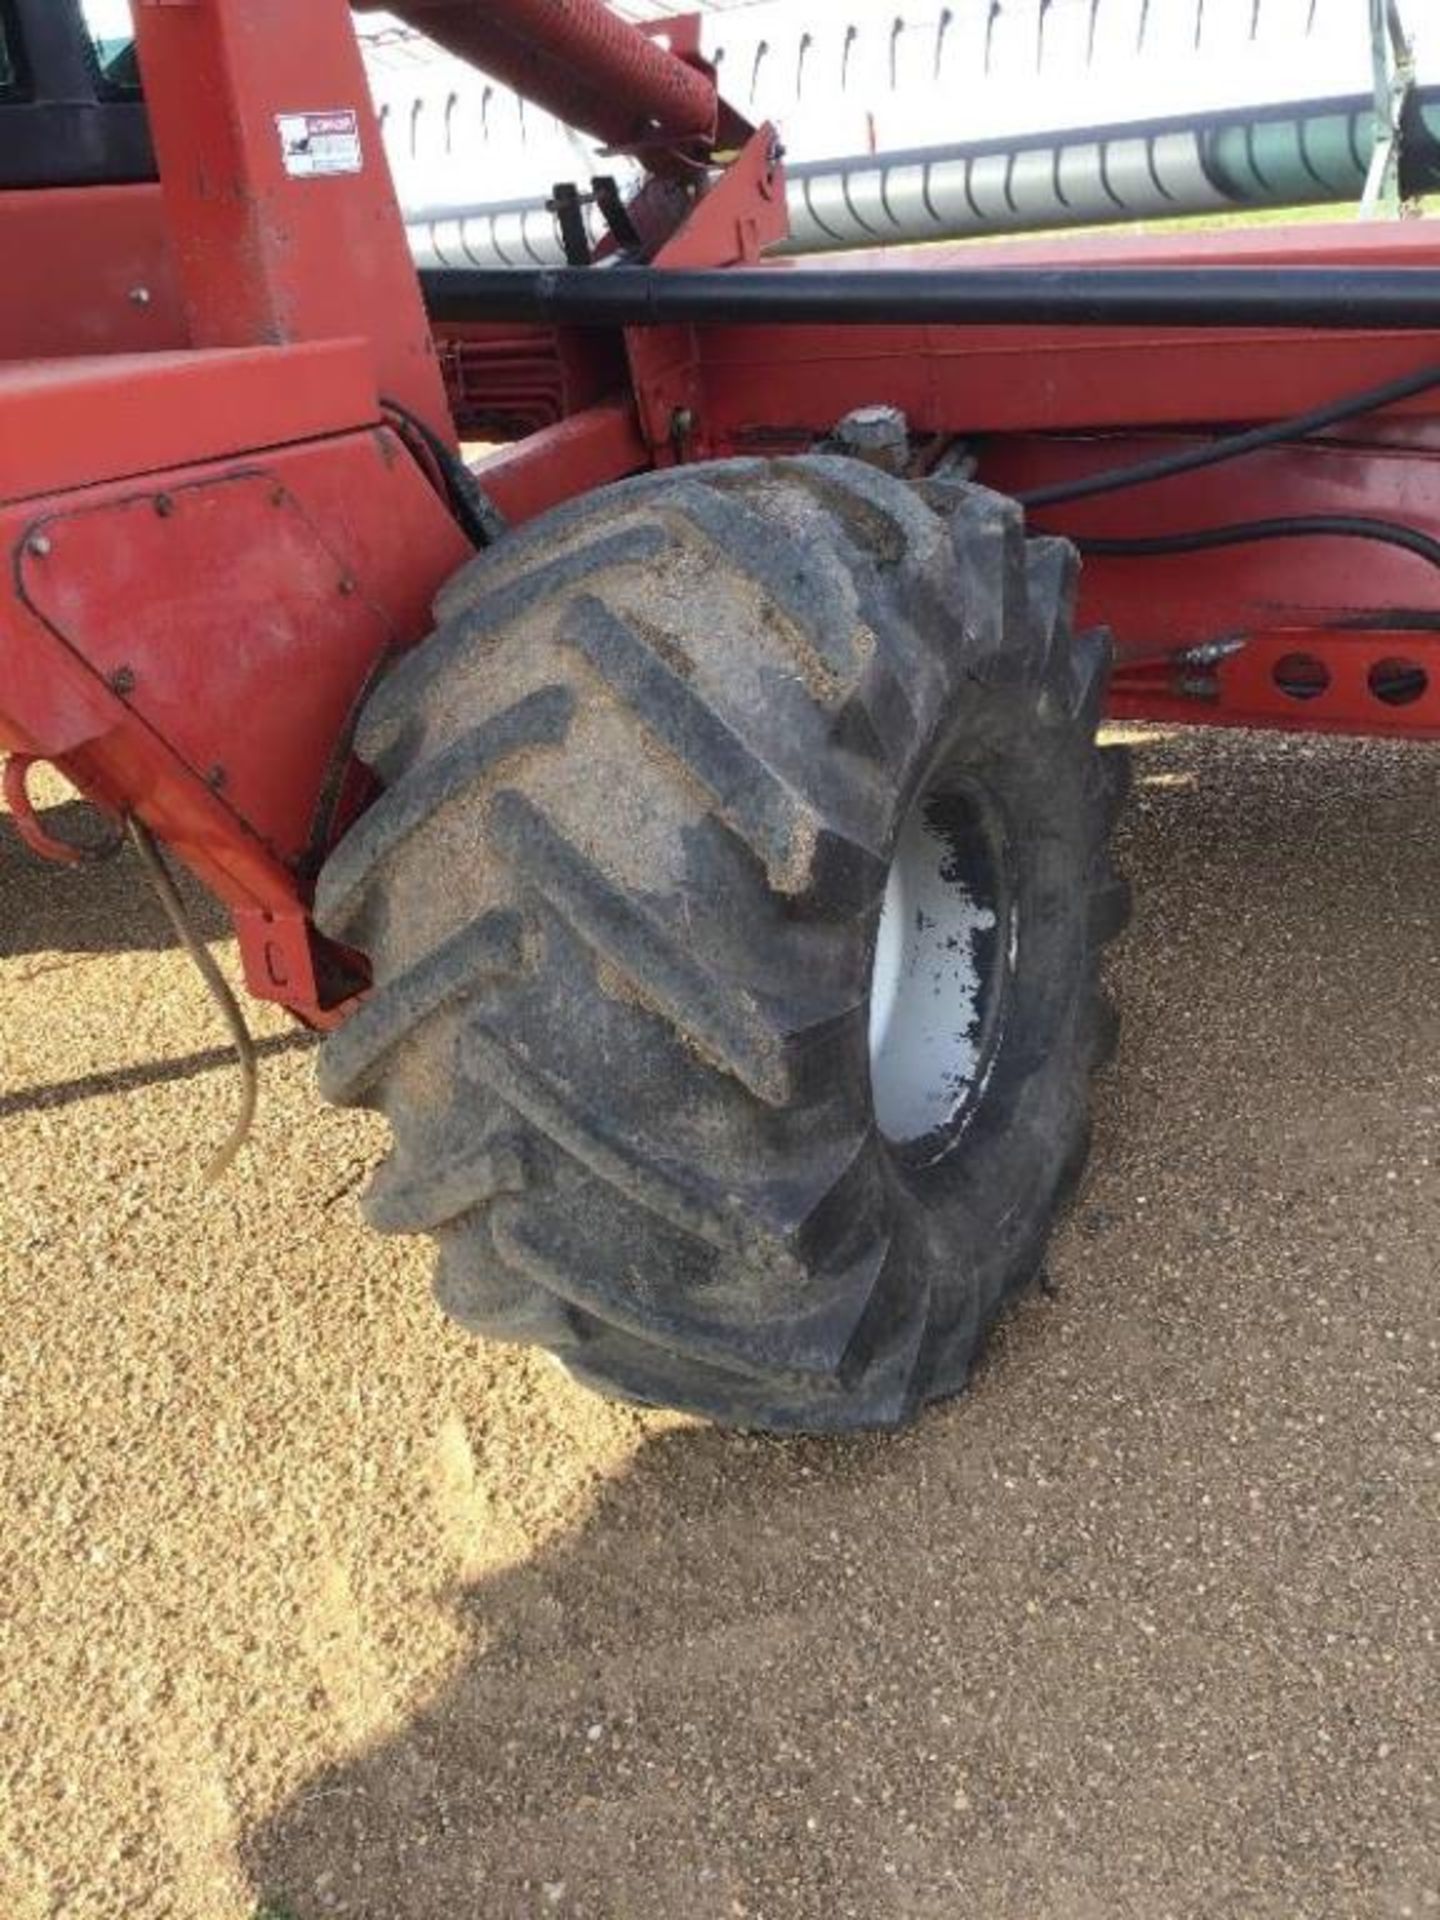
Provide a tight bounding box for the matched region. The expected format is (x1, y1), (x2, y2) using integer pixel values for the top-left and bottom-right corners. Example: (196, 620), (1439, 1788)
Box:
(277, 109), (363, 179)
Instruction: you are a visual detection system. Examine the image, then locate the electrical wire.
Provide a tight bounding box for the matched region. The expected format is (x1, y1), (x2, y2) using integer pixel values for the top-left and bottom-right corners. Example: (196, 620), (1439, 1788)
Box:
(127, 819), (258, 1184)
(1016, 360), (1440, 510)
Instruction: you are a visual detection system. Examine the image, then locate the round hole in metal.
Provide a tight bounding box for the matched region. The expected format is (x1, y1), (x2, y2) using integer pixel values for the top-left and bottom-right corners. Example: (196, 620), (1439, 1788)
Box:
(1367, 657), (1428, 707)
(1272, 652), (1331, 701)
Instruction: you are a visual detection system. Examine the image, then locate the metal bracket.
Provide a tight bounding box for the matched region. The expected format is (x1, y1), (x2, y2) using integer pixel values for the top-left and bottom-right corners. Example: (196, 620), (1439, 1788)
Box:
(548, 182), (593, 267)
(2, 755), (124, 866)
(592, 176), (643, 257)
(1360, 0), (1416, 219)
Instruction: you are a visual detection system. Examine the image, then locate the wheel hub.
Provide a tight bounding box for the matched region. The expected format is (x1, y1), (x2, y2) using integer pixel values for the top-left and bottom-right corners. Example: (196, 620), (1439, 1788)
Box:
(868, 782), (1011, 1152)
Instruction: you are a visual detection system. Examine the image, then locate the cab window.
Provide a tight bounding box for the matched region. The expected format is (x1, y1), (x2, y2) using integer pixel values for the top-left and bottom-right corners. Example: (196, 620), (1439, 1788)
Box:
(0, 7), (21, 98)
(80, 0), (139, 95)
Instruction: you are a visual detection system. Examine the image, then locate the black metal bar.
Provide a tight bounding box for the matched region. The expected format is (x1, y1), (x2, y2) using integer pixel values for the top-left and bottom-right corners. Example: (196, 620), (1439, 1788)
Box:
(592, 175), (643, 256)
(421, 264), (1440, 332)
(548, 183), (593, 269)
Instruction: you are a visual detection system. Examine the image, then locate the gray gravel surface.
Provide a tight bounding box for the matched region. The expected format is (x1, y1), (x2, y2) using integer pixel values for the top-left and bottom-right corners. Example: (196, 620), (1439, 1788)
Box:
(2, 727), (1438, 1920)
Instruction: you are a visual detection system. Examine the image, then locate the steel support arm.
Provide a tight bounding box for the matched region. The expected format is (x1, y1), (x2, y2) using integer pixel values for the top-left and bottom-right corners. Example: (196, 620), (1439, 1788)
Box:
(368, 0), (718, 154)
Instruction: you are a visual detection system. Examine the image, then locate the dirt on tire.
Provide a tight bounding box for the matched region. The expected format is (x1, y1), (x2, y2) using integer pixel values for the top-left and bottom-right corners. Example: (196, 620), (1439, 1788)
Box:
(316, 462), (1125, 1428)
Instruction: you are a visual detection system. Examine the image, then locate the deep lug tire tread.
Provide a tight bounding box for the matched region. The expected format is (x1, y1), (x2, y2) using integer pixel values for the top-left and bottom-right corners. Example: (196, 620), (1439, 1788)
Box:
(317, 459), (1126, 1431)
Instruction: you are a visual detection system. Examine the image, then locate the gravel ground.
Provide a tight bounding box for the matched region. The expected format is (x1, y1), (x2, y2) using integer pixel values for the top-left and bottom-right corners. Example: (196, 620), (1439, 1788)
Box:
(2, 726), (1438, 1920)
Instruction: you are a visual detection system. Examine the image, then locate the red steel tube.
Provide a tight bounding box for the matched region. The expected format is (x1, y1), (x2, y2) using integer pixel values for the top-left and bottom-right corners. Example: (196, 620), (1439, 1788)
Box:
(377, 0), (717, 152)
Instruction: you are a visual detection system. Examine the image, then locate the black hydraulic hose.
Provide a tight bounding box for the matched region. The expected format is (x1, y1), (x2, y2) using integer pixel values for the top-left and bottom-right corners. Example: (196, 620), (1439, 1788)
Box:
(1074, 513), (1440, 571)
(1017, 361), (1440, 508)
(420, 263), (1440, 332)
(380, 396), (507, 547)
(1076, 515), (1440, 672)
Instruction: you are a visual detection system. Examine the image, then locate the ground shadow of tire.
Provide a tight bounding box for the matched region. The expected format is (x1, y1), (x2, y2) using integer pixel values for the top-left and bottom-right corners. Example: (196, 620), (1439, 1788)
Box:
(241, 1300), (1439, 1920)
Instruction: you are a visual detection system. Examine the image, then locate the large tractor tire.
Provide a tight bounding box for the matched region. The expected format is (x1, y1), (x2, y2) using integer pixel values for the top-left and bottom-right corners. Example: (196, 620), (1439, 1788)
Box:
(314, 459), (1128, 1431)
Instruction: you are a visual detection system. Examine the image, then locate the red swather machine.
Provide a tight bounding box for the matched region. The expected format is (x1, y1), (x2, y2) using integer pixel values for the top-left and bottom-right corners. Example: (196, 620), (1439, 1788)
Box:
(4, 0), (1438, 1429)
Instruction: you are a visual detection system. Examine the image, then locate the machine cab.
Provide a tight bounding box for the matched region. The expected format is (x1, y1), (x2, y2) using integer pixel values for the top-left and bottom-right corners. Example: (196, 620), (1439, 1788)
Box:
(0, 0), (151, 189)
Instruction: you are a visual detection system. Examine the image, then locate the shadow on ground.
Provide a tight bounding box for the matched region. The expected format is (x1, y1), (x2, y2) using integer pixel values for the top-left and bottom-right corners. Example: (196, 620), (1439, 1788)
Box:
(1, 807), (228, 961)
(1, 808), (317, 1119)
(241, 728), (1440, 1920)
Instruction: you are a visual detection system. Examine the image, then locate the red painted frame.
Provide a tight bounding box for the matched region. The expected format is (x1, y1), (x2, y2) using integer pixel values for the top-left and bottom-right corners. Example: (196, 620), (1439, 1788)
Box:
(0, 350), (469, 1020)
(0, 185), (184, 361)
(0, 0), (468, 1020)
(631, 218), (1440, 739)
(3, 0), (1440, 1027)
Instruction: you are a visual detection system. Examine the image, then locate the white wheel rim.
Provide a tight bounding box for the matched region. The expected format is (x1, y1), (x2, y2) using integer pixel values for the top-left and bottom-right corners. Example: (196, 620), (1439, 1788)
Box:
(868, 787), (1008, 1149)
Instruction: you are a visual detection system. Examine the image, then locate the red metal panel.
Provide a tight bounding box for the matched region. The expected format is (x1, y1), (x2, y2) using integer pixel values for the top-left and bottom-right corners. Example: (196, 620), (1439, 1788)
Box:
(698, 328), (1440, 446)
(986, 433), (1440, 641)
(0, 427), (471, 1020)
(132, 0), (452, 442)
(475, 401), (651, 526)
(0, 186), (185, 362)
(0, 342), (378, 507)
(19, 476), (397, 866)
(980, 430), (1440, 738)
(1214, 630), (1440, 735)
(1110, 631), (1440, 738)
(683, 224), (1440, 449)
